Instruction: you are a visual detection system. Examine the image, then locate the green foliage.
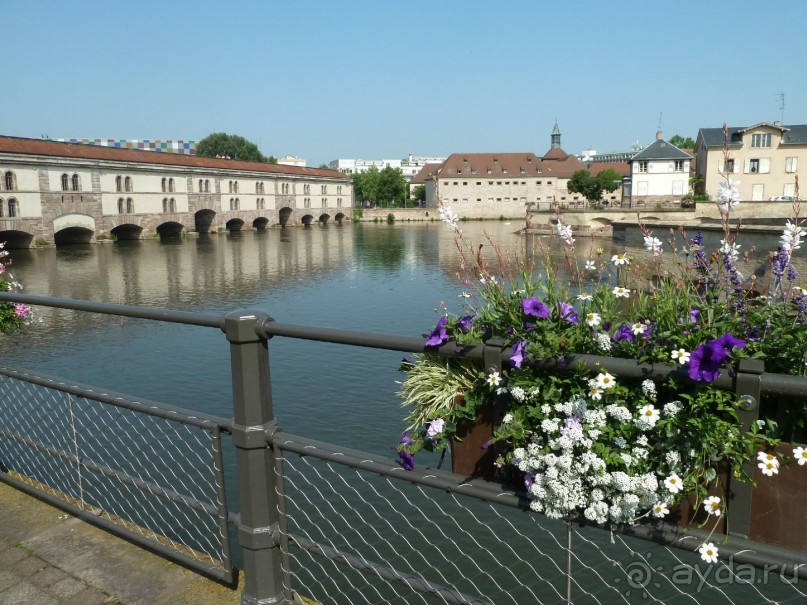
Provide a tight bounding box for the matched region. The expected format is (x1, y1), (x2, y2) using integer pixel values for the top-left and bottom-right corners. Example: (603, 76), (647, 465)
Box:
(412, 184), (426, 203)
(386, 213), (395, 223)
(669, 134), (696, 150)
(568, 168), (622, 203)
(352, 207), (363, 220)
(352, 167), (407, 207)
(196, 132), (268, 163)
(267, 156), (278, 164)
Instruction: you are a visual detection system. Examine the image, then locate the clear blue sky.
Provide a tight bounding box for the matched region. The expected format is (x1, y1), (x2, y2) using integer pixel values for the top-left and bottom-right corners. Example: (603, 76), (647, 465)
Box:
(4, 1), (804, 167)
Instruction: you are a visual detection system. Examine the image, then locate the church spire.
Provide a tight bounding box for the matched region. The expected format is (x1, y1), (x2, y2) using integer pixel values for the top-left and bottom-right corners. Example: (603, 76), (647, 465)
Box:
(551, 121), (561, 149)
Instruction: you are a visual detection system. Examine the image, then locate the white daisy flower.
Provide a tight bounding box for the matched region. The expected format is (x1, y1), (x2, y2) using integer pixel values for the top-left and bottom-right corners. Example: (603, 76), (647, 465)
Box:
(671, 349), (690, 364)
(699, 542), (719, 564)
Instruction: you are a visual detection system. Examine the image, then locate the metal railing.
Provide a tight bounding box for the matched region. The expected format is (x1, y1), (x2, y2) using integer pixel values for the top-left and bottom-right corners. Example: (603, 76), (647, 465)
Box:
(2, 291), (807, 605)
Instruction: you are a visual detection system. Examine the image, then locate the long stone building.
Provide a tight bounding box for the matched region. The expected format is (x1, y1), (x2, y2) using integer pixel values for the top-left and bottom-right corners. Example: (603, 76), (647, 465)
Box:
(0, 136), (353, 248)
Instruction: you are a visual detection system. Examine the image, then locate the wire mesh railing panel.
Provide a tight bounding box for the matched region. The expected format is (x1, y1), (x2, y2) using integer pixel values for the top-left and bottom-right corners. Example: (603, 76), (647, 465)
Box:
(0, 373), (229, 571)
(277, 453), (807, 605)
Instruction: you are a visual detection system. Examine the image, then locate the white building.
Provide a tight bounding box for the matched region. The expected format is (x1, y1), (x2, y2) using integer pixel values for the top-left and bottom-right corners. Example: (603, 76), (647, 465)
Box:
(277, 155), (306, 167)
(629, 132), (692, 200)
(329, 155), (446, 181)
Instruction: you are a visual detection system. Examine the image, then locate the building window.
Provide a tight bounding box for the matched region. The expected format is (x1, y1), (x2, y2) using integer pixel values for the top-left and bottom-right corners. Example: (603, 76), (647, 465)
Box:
(229, 181), (233, 194)
(199, 179), (204, 191)
(118, 198), (125, 213)
(638, 161), (648, 173)
(162, 178), (167, 192)
(719, 158), (736, 174)
(205, 179), (210, 193)
(321, 185), (327, 194)
(0, 198), (3, 217)
(749, 159), (760, 173)
(786, 157), (798, 173)
(71, 174), (80, 191)
(116, 176), (123, 192)
(337, 198), (343, 208)
(170, 198), (176, 212)
(4, 171), (16, 191)
(169, 178), (175, 192)
(751, 133), (771, 148)
(61, 174), (70, 191)
(7, 198), (18, 217)
(674, 160), (684, 172)
(126, 198), (134, 213)
(124, 176), (132, 192)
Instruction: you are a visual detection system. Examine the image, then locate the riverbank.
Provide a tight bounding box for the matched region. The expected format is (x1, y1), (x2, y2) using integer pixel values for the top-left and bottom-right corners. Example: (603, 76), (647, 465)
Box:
(0, 480), (242, 604)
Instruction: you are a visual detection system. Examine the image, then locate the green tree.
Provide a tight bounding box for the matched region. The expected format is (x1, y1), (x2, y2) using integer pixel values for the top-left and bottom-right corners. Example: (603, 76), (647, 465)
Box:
(377, 167), (406, 207)
(412, 184), (426, 204)
(267, 156), (278, 164)
(318, 163), (329, 169)
(568, 168), (622, 204)
(197, 132), (267, 163)
(668, 134), (696, 150)
(352, 167), (380, 205)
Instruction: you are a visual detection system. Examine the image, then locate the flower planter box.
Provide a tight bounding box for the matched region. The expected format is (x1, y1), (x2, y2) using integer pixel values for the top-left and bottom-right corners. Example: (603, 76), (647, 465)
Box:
(450, 407), (497, 481)
(749, 442), (807, 551)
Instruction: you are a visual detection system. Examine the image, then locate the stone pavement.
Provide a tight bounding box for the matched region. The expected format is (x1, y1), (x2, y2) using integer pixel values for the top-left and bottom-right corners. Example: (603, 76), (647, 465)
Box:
(0, 480), (243, 605)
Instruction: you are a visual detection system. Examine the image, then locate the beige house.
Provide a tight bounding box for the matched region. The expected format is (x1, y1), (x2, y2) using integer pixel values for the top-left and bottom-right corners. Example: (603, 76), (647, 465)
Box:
(695, 122), (805, 201)
(629, 132), (692, 203)
(424, 124), (587, 217)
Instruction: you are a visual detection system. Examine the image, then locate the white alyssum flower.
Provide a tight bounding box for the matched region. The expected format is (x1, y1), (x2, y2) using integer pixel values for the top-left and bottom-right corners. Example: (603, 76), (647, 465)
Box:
(585, 312), (601, 327)
(595, 332), (612, 352)
(502, 413), (514, 424)
(613, 436), (627, 449)
(671, 349), (690, 364)
(612, 286), (630, 298)
(611, 252), (630, 265)
(643, 235), (663, 257)
(510, 386), (526, 402)
(606, 404), (632, 423)
(699, 542), (719, 564)
(663, 401), (683, 416)
(703, 496), (722, 517)
(665, 451), (681, 467)
(794, 447), (807, 466)
(641, 380), (656, 400)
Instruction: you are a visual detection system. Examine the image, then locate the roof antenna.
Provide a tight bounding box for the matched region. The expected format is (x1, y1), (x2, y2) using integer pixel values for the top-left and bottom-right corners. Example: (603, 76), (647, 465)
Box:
(776, 92), (785, 124)
(657, 112), (663, 131)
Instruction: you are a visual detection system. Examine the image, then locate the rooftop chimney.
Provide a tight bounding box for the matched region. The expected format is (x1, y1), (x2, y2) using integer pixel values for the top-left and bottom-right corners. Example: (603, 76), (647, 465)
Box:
(656, 131), (663, 140)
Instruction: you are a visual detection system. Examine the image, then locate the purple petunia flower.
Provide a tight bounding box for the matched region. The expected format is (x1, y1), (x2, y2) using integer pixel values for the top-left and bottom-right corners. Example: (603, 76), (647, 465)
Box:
(425, 317), (449, 347)
(426, 419), (445, 440)
(613, 324), (635, 342)
(688, 341), (728, 383)
(457, 314), (475, 334)
(688, 333), (746, 383)
(399, 432), (414, 446)
(524, 472), (535, 490)
(398, 450), (415, 471)
(689, 307), (701, 323)
(510, 340), (529, 369)
(522, 297), (550, 319)
(559, 302), (579, 324)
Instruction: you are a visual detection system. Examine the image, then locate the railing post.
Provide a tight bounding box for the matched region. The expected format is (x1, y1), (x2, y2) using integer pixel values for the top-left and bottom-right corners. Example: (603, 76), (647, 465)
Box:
(729, 358), (764, 539)
(224, 310), (290, 605)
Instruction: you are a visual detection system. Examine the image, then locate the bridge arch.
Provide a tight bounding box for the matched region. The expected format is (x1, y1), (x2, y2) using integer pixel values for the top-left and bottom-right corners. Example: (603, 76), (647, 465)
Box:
(156, 221), (184, 237)
(253, 217), (269, 230)
(226, 218), (245, 231)
(194, 209), (216, 233)
(278, 207), (293, 227)
(318, 213), (331, 224)
(53, 213), (96, 246)
(110, 223), (143, 241)
(335, 212), (346, 224)
(0, 229), (34, 249)
(301, 214), (314, 226)
(590, 217), (613, 227)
